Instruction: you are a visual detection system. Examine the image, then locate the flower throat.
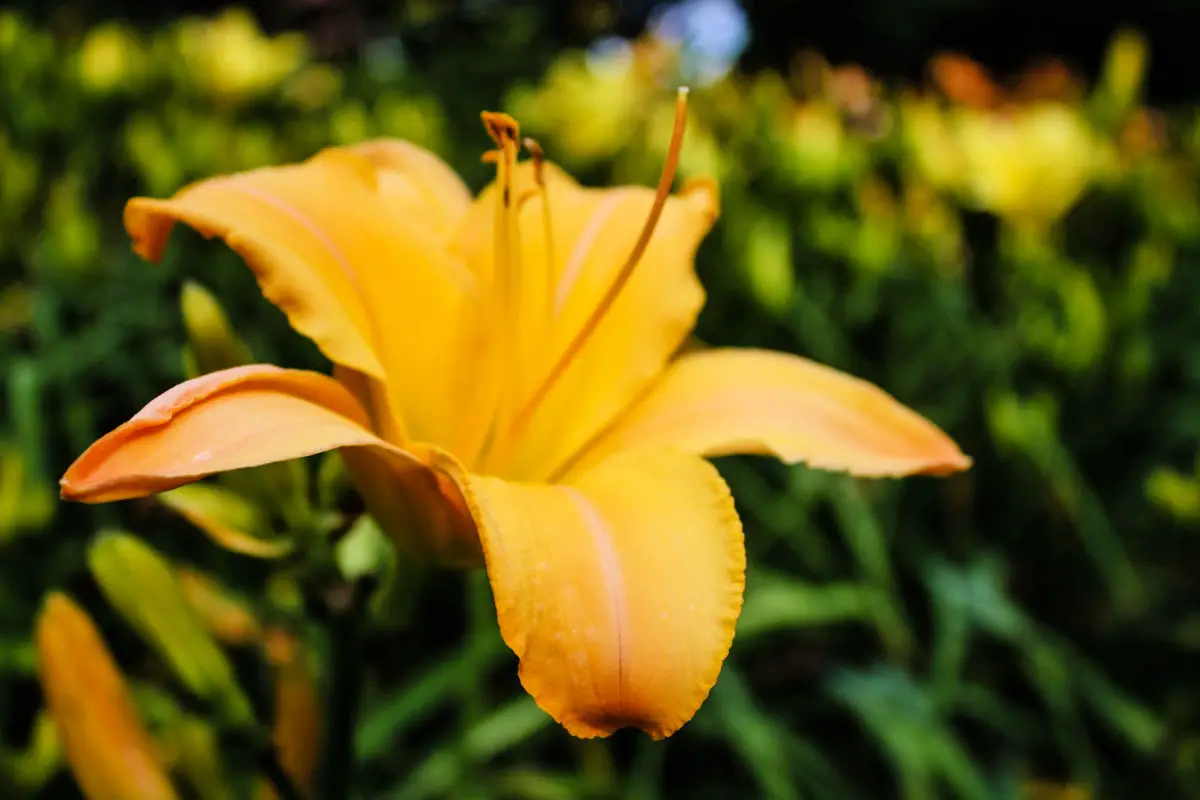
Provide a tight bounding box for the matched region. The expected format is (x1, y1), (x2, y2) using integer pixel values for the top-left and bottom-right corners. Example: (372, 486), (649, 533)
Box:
(477, 88), (691, 473)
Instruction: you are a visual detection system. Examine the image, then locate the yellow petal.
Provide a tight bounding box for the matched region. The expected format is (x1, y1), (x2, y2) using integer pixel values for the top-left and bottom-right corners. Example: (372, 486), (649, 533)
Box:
(436, 449), (745, 738)
(126, 160), (384, 379)
(60, 365), (388, 502)
(347, 138), (472, 240)
(575, 349), (972, 477)
(462, 165), (720, 479)
(341, 441), (483, 566)
(36, 593), (180, 800)
(126, 149), (482, 447)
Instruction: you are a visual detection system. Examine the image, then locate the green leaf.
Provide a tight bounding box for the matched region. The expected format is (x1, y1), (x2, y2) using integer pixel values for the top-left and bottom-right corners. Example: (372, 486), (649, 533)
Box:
(738, 571), (882, 639)
(357, 627), (509, 761)
(335, 514), (391, 582)
(390, 699), (552, 800)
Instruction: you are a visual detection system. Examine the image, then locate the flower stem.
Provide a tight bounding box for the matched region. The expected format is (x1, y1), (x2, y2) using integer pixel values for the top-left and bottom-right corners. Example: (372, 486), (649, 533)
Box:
(315, 577), (372, 800)
(258, 741), (305, 800)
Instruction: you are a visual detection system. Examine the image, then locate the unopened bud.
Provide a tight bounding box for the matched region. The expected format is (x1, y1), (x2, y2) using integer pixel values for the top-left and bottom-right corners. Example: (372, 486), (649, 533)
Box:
(176, 567), (263, 646)
(87, 532), (254, 727)
(180, 281), (253, 377)
(35, 593), (179, 800)
(159, 483), (293, 559)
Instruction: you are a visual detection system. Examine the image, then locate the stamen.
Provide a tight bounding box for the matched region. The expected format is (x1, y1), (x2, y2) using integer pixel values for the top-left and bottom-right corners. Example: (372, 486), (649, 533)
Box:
(509, 87), (691, 435)
(480, 112), (525, 461)
(523, 137), (557, 325)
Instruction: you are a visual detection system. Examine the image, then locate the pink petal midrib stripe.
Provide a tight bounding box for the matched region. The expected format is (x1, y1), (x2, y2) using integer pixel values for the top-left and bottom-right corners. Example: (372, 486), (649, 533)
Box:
(222, 182), (365, 296)
(565, 487), (628, 712)
(553, 191), (630, 315)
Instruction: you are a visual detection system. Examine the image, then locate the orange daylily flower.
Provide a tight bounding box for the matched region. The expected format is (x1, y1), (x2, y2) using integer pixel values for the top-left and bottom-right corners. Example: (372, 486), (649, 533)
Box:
(61, 91), (970, 739)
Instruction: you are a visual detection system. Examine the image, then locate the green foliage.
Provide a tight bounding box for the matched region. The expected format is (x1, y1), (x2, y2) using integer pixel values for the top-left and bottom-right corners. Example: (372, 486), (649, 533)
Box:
(1, 4), (1197, 799)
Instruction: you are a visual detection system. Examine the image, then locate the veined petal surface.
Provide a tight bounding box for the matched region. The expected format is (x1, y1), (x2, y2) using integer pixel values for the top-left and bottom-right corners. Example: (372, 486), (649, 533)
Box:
(438, 449), (745, 738)
(61, 365), (388, 502)
(125, 148), (482, 447)
(575, 349), (972, 477)
(459, 162), (719, 479)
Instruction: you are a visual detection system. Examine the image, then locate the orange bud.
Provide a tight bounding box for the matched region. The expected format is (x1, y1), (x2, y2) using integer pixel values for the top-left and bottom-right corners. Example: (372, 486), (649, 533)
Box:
(35, 593), (179, 800)
(176, 567), (263, 646)
(260, 627), (320, 798)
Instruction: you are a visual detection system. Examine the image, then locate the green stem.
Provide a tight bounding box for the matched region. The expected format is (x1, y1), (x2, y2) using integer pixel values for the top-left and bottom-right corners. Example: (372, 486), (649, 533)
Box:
(315, 578), (372, 800)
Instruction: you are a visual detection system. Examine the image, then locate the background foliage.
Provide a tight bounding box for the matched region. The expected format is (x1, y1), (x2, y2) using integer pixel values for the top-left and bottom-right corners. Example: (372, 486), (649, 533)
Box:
(2, 1), (1199, 797)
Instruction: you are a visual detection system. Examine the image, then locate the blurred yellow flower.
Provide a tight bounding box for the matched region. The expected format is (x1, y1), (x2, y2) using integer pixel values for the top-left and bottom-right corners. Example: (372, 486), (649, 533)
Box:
(175, 8), (306, 103)
(35, 593), (179, 800)
(957, 103), (1106, 224)
(905, 97), (1110, 226)
(782, 102), (859, 188)
(507, 38), (673, 164)
(901, 96), (963, 189)
(63, 93), (968, 739)
(77, 22), (144, 93)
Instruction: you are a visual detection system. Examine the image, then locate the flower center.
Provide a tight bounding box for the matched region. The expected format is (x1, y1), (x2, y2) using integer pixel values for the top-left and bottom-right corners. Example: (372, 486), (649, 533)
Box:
(477, 89), (690, 475)
(513, 88), (690, 434)
(480, 111), (525, 438)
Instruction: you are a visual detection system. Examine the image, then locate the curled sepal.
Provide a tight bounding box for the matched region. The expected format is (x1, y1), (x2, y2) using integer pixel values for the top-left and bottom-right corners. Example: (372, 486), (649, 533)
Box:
(87, 532), (254, 726)
(35, 592), (180, 800)
(159, 483), (293, 559)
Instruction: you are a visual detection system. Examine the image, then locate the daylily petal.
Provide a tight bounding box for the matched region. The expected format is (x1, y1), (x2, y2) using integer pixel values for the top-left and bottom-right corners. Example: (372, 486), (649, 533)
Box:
(60, 365), (481, 564)
(460, 162), (719, 479)
(347, 139), (472, 240)
(437, 449), (745, 738)
(511, 178), (718, 480)
(60, 365), (388, 502)
(574, 349), (972, 478)
(126, 159), (384, 380)
(125, 149), (481, 447)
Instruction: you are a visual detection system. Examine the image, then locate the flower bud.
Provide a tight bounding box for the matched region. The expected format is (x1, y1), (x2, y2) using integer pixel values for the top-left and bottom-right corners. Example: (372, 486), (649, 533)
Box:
(169, 716), (232, 800)
(180, 281), (252, 377)
(260, 627), (320, 799)
(35, 592), (179, 799)
(159, 484), (293, 559)
(87, 532), (254, 727)
(176, 567), (263, 646)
